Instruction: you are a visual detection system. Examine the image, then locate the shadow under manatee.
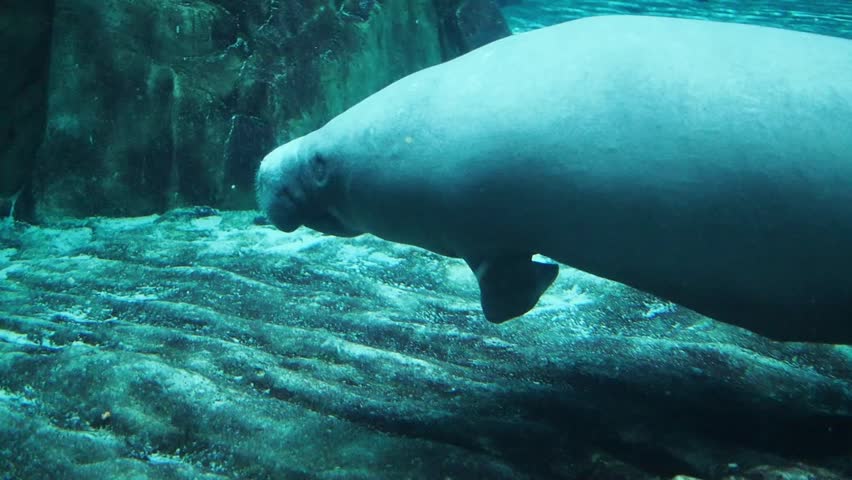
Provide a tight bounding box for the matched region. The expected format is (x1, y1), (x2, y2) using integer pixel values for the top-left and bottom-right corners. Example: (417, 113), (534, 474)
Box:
(299, 330), (852, 479)
(478, 367), (852, 479)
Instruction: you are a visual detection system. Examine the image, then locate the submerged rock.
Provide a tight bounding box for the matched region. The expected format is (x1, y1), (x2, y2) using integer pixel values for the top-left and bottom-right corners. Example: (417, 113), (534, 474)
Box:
(723, 464), (850, 480)
(0, 211), (850, 479)
(4, 0), (508, 221)
(453, 0), (512, 51)
(0, 0), (53, 221)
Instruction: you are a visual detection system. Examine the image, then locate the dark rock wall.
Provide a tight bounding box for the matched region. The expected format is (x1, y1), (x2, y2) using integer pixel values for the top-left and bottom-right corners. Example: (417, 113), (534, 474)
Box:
(452, 0), (511, 50)
(4, 0), (508, 221)
(0, 0), (55, 219)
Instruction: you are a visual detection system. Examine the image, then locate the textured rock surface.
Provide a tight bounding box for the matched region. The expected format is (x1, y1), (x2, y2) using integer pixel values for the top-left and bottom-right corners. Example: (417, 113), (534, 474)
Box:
(438, 0), (510, 54)
(1, 211), (850, 479)
(20, 0), (506, 221)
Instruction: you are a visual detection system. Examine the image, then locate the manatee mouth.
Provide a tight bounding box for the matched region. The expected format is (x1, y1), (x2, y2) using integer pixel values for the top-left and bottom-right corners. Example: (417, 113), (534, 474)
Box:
(265, 186), (305, 233)
(265, 186), (359, 237)
(304, 211), (361, 237)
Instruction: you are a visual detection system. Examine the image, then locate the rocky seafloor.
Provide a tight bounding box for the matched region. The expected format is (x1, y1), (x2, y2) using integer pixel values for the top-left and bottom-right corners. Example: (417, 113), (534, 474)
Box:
(1, 209), (850, 479)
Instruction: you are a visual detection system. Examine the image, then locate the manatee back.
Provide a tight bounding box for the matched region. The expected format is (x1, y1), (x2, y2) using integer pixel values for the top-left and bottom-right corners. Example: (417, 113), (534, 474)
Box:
(320, 16), (852, 342)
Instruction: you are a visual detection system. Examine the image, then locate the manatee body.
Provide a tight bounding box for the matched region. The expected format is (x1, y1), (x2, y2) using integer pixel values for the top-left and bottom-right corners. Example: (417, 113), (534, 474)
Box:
(256, 15), (852, 344)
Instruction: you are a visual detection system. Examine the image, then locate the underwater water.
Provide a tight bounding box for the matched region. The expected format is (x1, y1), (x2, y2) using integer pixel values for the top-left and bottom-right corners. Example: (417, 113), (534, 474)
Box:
(503, 0), (852, 35)
(2, 1), (852, 480)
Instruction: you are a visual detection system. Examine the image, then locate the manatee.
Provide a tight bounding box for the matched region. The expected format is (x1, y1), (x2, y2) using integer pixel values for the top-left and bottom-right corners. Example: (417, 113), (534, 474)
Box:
(256, 15), (852, 344)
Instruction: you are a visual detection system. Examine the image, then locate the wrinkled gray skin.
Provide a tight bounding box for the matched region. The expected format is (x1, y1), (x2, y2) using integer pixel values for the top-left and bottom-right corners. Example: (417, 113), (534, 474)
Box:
(257, 15), (852, 344)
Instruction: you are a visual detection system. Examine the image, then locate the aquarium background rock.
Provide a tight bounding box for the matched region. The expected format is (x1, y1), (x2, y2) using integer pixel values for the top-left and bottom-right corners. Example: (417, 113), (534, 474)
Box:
(0, 0), (54, 221)
(1, 212), (851, 479)
(3, 0), (508, 221)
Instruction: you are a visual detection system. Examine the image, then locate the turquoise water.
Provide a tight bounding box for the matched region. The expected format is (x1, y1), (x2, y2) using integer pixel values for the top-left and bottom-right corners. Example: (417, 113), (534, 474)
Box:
(503, 0), (852, 36)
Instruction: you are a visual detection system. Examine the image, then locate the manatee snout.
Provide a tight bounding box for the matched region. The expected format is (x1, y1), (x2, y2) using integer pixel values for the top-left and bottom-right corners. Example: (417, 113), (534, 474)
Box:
(256, 143), (307, 233)
(256, 135), (338, 234)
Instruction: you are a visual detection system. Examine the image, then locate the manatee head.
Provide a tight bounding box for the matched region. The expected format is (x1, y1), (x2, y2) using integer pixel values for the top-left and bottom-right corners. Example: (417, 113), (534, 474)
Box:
(256, 135), (360, 237)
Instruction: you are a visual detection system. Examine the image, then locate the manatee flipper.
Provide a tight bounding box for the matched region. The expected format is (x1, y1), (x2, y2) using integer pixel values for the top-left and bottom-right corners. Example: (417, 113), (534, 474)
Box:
(466, 256), (559, 323)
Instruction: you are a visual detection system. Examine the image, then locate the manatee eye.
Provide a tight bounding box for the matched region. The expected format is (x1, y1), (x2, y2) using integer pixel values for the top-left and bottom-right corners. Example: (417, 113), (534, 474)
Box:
(308, 153), (329, 187)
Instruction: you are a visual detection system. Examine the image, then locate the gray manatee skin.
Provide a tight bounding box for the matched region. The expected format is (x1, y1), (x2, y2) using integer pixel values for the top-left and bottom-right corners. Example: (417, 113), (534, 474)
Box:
(256, 15), (852, 344)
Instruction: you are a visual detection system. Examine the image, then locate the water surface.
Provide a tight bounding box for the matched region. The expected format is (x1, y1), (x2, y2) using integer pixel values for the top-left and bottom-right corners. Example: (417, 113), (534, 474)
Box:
(503, 0), (852, 37)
